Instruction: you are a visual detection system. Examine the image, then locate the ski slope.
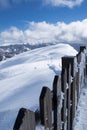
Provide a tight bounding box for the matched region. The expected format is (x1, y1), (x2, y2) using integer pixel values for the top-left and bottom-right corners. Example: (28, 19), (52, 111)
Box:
(0, 43), (78, 130)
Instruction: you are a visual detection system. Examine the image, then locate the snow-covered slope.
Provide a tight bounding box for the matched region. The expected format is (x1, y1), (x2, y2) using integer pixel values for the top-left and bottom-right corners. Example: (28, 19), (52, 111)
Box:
(74, 79), (87, 130)
(0, 44), (77, 130)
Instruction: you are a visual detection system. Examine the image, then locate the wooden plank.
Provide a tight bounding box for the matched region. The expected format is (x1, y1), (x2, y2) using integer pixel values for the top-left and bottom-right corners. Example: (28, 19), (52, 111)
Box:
(40, 87), (52, 129)
(53, 75), (61, 130)
(76, 52), (81, 104)
(86, 64), (87, 76)
(76, 52), (81, 64)
(80, 46), (86, 52)
(61, 68), (67, 130)
(62, 56), (75, 77)
(13, 108), (35, 130)
(86, 56), (87, 76)
(62, 57), (76, 130)
(75, 70), (80, 105)
(70, 77), (76, 130)
(62, 56), (77, 130)
(66, 64), (71, 130)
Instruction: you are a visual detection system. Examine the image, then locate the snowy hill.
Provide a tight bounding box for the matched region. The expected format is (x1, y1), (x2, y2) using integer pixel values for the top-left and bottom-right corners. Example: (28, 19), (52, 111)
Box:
(0, 43), (78, 130)
(0, 42), (85, 61)
(0, 43), (53, 61)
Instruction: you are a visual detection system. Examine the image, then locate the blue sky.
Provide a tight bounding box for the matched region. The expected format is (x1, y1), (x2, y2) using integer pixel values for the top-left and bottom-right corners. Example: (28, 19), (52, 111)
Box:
(0, 0), (87, 45)
(0, 0), (86, 30)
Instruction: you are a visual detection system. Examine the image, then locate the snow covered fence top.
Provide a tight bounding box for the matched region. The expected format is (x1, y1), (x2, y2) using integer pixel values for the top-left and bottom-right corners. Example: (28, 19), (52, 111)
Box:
(13, 46), (87, 130)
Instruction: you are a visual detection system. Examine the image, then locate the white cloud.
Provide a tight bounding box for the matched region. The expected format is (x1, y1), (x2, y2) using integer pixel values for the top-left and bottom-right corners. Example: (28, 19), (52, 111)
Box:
(0, 0), (84, 8)
(0, 19), (87, 45)
(44, 0), (84, 8)
(0, 27), (24, 44)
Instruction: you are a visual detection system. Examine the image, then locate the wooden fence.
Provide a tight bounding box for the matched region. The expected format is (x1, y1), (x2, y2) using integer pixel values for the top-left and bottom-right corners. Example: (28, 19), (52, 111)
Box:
(13, 46), (87, 130)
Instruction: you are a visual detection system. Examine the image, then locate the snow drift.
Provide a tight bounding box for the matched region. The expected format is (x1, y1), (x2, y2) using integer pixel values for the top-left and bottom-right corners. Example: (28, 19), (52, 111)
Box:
(0, 43), (77, 130)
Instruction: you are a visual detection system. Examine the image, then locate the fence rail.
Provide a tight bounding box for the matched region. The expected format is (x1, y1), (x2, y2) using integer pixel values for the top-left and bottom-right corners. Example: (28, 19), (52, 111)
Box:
(13, 46), (87, 130)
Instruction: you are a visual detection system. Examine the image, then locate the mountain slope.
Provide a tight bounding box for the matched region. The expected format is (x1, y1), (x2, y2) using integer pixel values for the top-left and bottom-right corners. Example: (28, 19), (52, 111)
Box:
(0, 43), (77, 130)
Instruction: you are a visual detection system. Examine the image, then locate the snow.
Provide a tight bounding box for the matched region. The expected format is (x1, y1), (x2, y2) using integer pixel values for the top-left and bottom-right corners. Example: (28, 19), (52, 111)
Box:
(73, 49), (87, 130)
(74, 79), (87, 130)
(0, 43), (81, 130)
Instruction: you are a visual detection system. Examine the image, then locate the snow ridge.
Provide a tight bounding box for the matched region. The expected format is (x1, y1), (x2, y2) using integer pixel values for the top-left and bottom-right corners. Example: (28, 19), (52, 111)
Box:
(0, 43), (78, 130)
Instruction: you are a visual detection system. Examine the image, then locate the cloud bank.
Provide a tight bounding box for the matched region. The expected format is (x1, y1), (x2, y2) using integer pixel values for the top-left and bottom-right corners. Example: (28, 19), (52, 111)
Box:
(44, 0), (84, 8)
(0, 19), (87, 45)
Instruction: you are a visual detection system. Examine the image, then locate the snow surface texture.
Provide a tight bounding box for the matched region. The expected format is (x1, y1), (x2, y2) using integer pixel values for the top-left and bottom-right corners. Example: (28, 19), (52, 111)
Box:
(74, 79), (87, 130)
(0, 44), (78, 130)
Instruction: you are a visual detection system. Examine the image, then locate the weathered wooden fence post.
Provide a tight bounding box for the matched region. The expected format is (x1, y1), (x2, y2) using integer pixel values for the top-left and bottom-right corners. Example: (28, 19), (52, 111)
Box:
(62, 56), (77, 130)
(76, 52), (81, 104)
(40, 86), (52, 129)
(62, 56), (77, 77)
(76, 47), (87, 95)
(53, 75), (61, 130)
(80, 46), (86, 52)
(62, 57), (72, 130)
(76, 49), (86, 108)
(70, 77), (76, 130)
(66, 64), (71, 130)
(13, 108), (35, 130)
(86, 56), (87, 75)
(81, 47), (86, 83)
(80, 46), (87, 81)
(61, 68), (67, 130)
(75, 70), (80, 104)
